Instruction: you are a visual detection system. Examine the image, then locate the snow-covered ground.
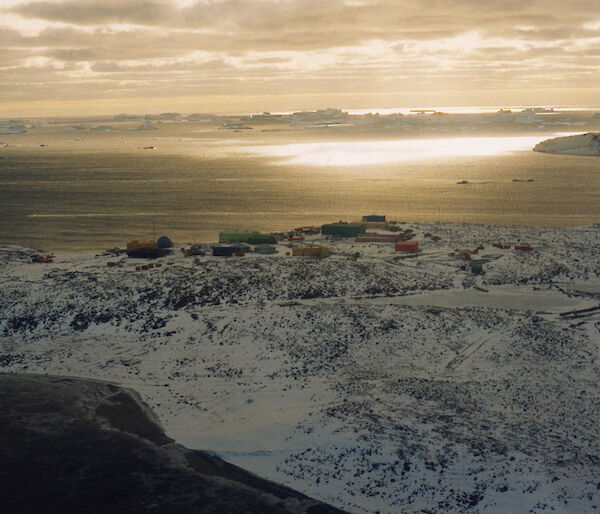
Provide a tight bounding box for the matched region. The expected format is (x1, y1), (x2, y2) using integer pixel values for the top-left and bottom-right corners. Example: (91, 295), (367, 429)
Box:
(1, 222), (600, 513)
(534, 132), (600, 156)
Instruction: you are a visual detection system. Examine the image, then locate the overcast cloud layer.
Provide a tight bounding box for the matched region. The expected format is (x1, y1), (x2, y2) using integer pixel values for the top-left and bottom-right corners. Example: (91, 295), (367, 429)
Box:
(2, 0), (600, 115)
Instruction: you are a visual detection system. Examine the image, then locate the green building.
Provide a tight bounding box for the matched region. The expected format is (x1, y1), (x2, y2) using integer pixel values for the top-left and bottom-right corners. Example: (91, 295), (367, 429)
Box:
(219, 231), (276, 244)
(321, 223), (366, 237)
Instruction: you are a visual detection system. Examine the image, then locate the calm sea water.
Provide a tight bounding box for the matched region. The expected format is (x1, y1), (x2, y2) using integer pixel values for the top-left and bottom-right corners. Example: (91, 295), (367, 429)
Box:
(1, 124), (599, 252)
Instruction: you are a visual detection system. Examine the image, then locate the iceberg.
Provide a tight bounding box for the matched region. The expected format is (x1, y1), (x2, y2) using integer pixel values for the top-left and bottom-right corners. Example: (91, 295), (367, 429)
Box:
(533, 132), (600, 156)
(0, 124), (27, 134)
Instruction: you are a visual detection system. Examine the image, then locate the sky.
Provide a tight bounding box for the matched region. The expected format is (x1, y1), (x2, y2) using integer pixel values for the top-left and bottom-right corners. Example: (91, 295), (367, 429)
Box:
(2, 0), (600, 116)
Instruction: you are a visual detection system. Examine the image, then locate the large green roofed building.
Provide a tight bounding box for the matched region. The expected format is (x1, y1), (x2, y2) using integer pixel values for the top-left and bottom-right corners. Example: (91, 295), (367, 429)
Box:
(321, 223), (366, 237)
(219, 231), (276, 244)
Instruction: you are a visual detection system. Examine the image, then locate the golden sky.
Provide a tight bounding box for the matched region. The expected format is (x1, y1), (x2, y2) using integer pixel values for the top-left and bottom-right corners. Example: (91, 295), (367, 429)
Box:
(2, 0), (600, 116)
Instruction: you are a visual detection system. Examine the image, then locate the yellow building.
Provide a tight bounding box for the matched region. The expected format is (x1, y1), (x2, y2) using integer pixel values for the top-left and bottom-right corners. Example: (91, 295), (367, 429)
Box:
(126, 240), (168, 258)
(126, 240), (157, 250)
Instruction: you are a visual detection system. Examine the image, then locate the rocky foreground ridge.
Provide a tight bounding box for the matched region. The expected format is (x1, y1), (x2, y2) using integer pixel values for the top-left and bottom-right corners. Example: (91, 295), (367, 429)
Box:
(0, 373), (344, 513)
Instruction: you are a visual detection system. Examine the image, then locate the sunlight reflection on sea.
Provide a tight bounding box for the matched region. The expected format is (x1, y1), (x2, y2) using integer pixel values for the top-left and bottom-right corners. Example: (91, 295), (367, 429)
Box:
(246, 136), (548, 166)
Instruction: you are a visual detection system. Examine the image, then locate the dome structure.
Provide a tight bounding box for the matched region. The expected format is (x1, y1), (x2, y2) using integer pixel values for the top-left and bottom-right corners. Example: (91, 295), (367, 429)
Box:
(157, 236), (173, 249)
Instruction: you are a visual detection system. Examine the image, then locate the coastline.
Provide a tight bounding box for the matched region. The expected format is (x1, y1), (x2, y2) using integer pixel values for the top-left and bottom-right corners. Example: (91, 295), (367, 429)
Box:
(2, 219), (600, 255)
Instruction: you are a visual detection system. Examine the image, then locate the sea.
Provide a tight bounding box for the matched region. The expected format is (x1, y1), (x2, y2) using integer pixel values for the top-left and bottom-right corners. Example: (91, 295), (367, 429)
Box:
(1, 115), (599, 252)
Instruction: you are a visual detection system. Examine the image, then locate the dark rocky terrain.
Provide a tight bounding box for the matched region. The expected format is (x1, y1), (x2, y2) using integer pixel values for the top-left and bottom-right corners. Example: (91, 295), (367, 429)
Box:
(0, 373), (346, 514)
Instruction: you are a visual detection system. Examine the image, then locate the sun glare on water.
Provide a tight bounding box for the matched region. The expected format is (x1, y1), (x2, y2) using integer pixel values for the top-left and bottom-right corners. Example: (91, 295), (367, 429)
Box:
(249, 136), (546, 166)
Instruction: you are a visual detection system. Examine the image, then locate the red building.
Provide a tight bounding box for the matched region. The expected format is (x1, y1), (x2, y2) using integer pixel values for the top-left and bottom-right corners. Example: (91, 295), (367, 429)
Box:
(395, 241), (419, 252)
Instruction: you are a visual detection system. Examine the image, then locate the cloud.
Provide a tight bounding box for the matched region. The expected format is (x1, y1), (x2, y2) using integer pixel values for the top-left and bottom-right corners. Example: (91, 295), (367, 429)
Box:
(9, 0), (600, 32)
(3, 0), (600, 113)
(11, 0), (174, 26)
(90, 58), (234, 73)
